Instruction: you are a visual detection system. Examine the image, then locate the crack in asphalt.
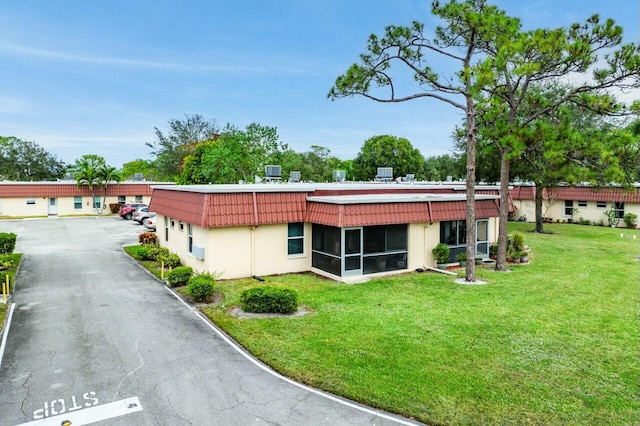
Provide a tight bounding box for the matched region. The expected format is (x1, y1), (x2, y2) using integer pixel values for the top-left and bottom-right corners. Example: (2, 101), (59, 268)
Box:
(19, 371), (32, 420)
(113, 338), (144, 401)
(166, 393), (194, 425)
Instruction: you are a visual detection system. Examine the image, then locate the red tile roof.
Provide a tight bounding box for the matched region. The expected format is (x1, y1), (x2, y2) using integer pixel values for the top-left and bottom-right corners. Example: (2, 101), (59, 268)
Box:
(510, 185), (640, 203)
(150, 190), (308, 228)
(0, 182), (159, 197)
(150, 184), (503, 228)
(306, 202), (430, 227)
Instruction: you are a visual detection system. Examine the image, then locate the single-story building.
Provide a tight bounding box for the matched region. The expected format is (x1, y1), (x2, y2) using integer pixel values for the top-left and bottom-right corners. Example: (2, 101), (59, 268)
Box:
(0, 181), (167, 217)
(510, 184), (640, 227)
(149, 183), (503, 282)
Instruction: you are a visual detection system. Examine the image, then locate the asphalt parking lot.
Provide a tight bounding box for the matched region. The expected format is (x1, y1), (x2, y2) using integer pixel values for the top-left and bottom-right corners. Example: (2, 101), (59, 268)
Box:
(0, 217), (419, 425)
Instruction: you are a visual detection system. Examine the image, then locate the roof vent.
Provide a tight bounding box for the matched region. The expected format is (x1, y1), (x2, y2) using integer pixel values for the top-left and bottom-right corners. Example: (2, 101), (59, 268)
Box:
(333, 170), (346, 182)
(289, 171), (301, 182)
(376, 167), (393, 182)
(265, 165), (282, 182)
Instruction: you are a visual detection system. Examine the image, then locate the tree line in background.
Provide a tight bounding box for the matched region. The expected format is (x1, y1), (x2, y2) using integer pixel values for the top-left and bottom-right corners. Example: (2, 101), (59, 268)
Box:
(1, 1), (638, 278)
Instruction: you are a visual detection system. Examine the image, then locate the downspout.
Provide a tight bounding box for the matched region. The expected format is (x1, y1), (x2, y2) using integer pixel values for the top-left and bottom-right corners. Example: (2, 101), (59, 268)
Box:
(425, 201), (433, 268)
(251, 192), (259, 277)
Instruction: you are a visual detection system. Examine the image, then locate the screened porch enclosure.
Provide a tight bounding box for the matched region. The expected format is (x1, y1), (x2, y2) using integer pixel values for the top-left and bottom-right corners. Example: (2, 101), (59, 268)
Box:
(312, 223), (408, 277)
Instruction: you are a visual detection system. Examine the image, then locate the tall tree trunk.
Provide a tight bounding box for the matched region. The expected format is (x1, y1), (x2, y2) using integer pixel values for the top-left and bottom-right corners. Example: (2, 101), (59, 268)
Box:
(465, 96), (477, 282)
(534, 184), (544, 233)
(495, 154), (510, 271)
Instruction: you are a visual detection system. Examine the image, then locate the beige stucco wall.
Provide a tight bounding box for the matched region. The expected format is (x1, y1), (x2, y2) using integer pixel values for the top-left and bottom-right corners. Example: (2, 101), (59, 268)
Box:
(514, 199), (639, 228)
(159, 216), (503, 280)
(0, 195), (152, 217)
(158, 216), (311, 280)
(1, 197), (49, 217)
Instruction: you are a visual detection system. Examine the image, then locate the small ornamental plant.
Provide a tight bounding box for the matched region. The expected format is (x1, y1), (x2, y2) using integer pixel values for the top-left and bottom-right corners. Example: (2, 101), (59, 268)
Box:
(240, 286), (299, 314)
(166, 266), (193, 287)
(432, 243), (450, 265)
(138, 232), (158, 245)
(187, 273), (216, 302)
(623, 213), (637, 228)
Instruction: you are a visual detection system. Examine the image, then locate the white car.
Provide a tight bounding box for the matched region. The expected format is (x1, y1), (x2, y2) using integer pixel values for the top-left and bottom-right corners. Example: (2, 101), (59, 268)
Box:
(133, 207), (156, 224)
(143, 217), (156, 231)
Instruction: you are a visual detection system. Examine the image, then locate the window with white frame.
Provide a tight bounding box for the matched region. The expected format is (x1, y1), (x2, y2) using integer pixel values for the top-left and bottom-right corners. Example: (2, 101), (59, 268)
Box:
(135, 195), (143, 203)
(288, 223), (304, 255)
(74, 196), (82, 209)
(170, 218), (175, 228)
(179, 221), (184, 232)
(92, 196), (101, 209)
(26, 197), (36, 205)
(596, 201), (606, 208)
(564, 200), (574, 216)
(118, 195), (126, 203)
(164, 216), (169, 242)
(187, 224), (193, 253)
(577, 200), (587, 208)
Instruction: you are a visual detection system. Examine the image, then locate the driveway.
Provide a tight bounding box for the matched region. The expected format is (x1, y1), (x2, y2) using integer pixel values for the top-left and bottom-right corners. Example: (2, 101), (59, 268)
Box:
(0, 217), (419, 425)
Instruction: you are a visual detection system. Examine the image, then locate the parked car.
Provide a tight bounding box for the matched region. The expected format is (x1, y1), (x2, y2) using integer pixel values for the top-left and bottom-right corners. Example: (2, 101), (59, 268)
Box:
(143, 217), (156, 231)
(119, 203), (147, 220)
(133, 207), (156, 224)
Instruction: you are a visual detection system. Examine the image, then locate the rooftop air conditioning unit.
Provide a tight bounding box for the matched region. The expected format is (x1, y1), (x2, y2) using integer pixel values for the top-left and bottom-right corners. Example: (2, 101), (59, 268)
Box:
(289, 171), (301, 182)
(376, 167), (393, 181)
(192, 244), (205, 260)
(265, 165), (282, 178)
(333, 170), (346, 182)
(133, 173), (143, 181)
(405, 173), (415, 182)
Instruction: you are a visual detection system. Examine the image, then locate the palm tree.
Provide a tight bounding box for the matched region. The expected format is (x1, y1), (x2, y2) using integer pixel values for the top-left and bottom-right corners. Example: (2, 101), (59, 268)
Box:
(98, 164), (121, 213)
(70, 155), (113, 214)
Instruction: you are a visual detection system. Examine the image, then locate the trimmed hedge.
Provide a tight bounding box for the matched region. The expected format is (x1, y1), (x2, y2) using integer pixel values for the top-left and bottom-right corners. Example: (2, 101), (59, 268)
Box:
(187, 274), (216, 302)
(167, 266), (193, 287)
(240, 286), (299, 314)
(0, 233), (17, 255)
(158, 252), (180, 268)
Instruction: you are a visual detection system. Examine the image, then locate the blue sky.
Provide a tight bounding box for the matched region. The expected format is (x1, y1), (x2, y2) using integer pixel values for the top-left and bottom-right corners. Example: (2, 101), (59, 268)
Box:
(1, 0), (638, 169)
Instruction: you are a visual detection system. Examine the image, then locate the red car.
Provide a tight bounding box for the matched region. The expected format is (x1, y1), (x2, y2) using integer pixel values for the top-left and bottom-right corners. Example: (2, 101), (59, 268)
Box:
(119, 203), (147, 220)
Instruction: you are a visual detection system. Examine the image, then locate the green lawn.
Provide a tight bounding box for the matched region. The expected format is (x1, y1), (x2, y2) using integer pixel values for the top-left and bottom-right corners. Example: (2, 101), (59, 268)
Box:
(200, 223), (639, 425)
(0, 253), (22, 329)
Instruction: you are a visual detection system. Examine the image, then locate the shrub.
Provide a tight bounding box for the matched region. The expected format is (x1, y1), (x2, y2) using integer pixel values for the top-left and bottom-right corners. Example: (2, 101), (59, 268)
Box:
(148, 246), (169, 261)
(158, 253), (180, 268)
(167, 266), (193, 287)
(109, 203), (122, 214)
(187, 274), (216, 302)
(511, 231), (525, 252)
(0, 254), (13, 270)
(0, 272), (11, 289)
(623, 213), (637, 228)
(137, 245), (156, 261)
(0, 233), (17, 255)
(456, 252), (466, 262)
(240, 286), (299, 314)
(432, 243), (450, 264)
(139, 232), (158, 245)
(489, 243), (498, 258)
(583, 219), (591, 226)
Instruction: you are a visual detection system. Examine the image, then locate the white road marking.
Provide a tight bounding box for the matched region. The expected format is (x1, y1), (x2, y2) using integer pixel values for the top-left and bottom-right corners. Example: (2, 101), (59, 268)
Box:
(15, 396), (142, 426)
(0, 302), (16, 370)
